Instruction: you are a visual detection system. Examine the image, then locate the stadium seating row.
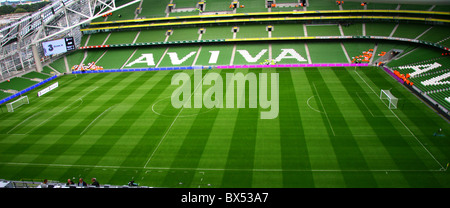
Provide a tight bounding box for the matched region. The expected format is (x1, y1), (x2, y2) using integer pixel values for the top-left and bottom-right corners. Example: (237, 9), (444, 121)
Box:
(94, 0), (450, 22)
(80, 23), (449, 51)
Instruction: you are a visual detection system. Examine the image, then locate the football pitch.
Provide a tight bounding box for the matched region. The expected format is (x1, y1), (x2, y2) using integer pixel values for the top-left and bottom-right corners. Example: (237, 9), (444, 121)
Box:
(0, 66), (449, 188)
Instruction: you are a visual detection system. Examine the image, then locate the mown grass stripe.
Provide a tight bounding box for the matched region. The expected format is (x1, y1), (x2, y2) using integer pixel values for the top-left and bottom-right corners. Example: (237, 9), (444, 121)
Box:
(102, 71), (188, 184)
(290, 68), (346, 187)
(52, 72), (175, 182)
(251, 68), (283, 187)
(19, 72), (143, 162)
(30, 73), (132, 135)
(305, 67), (377, 187)
(277, 67), (314, 187)
(12, 72), (139, 179)
(0, 73), (119, 180)
(0, 74), (106, 134)
(0, 73), (116, 159)
(221, 68), (260, 188)
(161, 69), (226, 187)
(61, 71), (174, 171)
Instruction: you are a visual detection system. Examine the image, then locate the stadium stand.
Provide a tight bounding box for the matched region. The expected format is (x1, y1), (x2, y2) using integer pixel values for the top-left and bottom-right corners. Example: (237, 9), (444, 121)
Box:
(0, 77), (39, 92)
(0, 91), (12, 100)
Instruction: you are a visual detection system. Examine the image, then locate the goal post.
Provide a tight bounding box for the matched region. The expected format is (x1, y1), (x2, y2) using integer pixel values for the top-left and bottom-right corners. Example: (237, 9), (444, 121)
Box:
(6, 96), (29, 112)
(380, 89), (398, 109)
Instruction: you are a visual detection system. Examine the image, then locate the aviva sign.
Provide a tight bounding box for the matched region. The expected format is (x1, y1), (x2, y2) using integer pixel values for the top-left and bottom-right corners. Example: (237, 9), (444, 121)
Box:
(125, 48), (308, 67)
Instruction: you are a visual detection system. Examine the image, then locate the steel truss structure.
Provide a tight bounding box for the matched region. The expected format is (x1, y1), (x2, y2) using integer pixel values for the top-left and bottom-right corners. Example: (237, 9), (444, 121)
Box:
(0, 0), (139, 80)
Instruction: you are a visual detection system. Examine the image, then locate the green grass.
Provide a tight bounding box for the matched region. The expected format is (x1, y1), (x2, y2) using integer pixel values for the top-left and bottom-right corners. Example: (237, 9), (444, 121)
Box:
(0, 66), (449, 188)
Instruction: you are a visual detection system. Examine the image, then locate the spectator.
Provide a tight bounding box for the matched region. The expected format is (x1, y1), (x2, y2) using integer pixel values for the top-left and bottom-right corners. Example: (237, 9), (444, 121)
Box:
(78, 178), (87, 187)
(91, 178), (100, 187)
(66, 179), (75, 186)
(40, 179), (48, 188)
(128, 180), (138, 186)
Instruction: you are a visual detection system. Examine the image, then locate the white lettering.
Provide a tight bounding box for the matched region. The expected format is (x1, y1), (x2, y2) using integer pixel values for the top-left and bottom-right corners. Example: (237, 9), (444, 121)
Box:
(237, 49), (267, 63)
(421, 71), (450, 86)
(125, 53), (155, 67)
(275, 48), (307, 62)
(208, 51), (220, 64)
(399, 62), (441, 78)
(167, 51), (197, 65)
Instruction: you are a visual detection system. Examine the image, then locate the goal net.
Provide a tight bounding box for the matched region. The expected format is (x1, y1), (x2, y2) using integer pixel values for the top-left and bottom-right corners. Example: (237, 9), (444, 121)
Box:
(6, 96), (29, 112)
(380, 89), (398, 109)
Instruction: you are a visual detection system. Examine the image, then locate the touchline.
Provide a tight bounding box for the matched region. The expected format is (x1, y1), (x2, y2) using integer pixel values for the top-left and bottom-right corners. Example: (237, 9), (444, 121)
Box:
(171, 69), (279, 119)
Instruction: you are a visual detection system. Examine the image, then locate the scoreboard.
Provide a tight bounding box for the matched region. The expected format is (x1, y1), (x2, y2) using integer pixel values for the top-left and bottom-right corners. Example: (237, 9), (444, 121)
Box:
(42, 37), (75, 56)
